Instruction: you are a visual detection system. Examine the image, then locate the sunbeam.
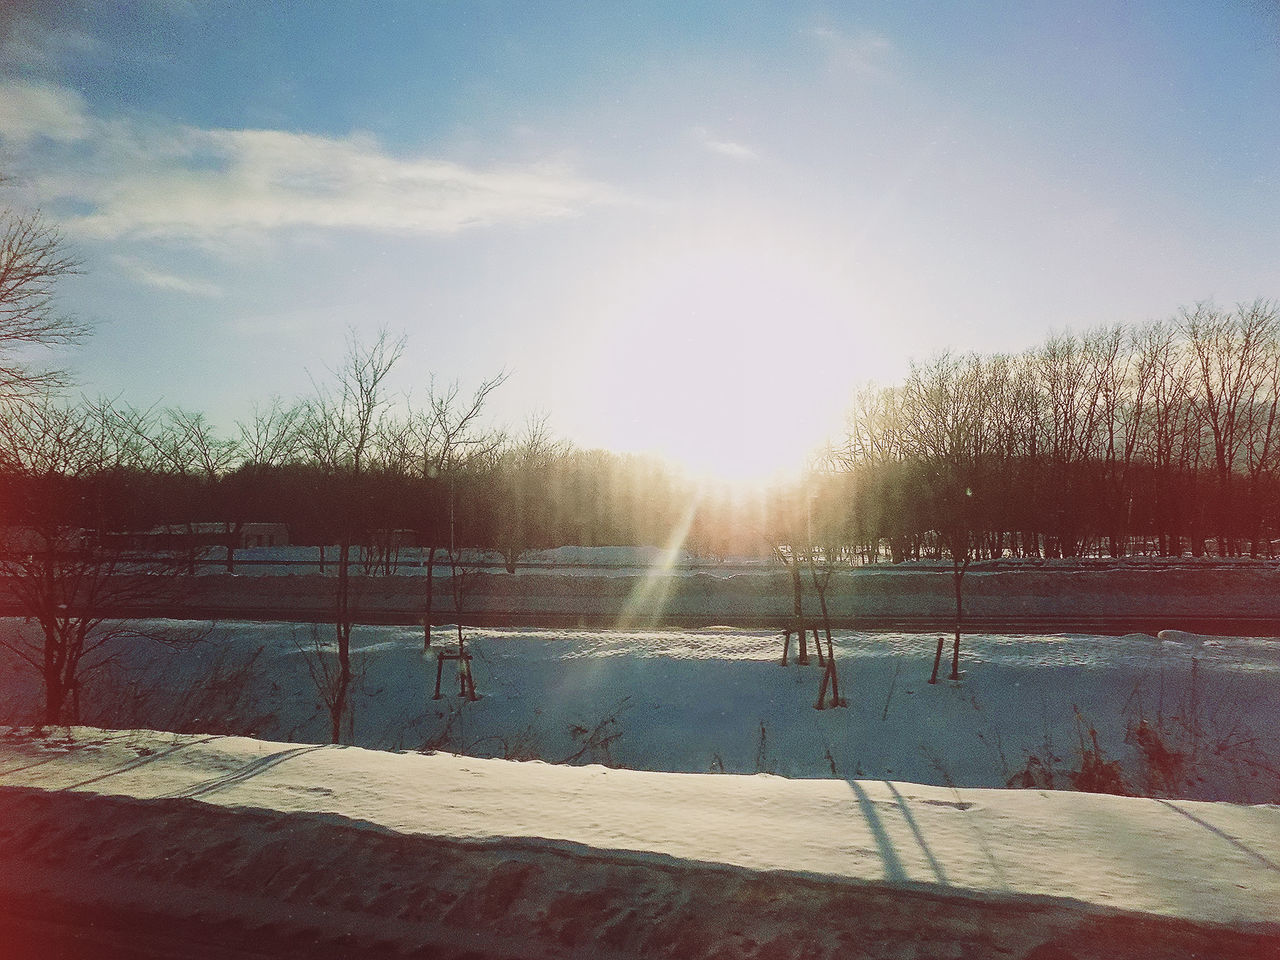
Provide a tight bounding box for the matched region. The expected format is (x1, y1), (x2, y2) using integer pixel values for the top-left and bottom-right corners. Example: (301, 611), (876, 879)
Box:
(615, 498), (700, 630)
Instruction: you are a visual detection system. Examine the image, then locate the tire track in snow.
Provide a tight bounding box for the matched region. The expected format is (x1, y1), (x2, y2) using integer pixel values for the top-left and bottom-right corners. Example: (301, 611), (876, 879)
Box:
(156, 744), (324, 800)
(62, 735), (222, 790)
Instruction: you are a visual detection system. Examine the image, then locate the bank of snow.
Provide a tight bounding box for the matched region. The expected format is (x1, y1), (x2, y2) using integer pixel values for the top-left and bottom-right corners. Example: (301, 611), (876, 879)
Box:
(1, 727), (1278, 960)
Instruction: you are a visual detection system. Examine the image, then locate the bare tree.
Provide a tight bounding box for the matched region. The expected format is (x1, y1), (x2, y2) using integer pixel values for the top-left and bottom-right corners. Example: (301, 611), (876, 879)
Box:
(762, 483), (813, 667)
(1181, 300), (1280, 554)
(901, 353), (994, 681)
(1036, 331), (1109, 557)
(837, 384), (917, 563)
(801, 467), (847, 708)
(239, 396), (305, 468)
(298, 328), (404, 744)
(224, 397), (304, 571)
(1084, 325), (1135, 556)
(404, 374), (506, 648)
(1132, 321), (1200, 555)
(0, 396), (197, 725)
(0, 207), (86, 402)
(146, 407), (240, 572)
(1240, 334), (1280, 555)
(494, 412), (569, 574)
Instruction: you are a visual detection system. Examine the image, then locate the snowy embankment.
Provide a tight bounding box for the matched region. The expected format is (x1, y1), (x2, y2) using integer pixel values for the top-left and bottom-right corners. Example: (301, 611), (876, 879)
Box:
(1, 728), (1278, 959)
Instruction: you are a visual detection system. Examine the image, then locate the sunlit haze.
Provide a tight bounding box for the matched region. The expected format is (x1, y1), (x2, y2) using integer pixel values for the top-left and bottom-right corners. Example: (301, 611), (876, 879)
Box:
(2, 1), (1278, 484)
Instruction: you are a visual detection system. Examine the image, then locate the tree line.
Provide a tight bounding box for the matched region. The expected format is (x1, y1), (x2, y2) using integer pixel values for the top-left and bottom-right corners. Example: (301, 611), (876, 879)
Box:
(0, 377), (739, 564)
(825, 300), (1280, 565)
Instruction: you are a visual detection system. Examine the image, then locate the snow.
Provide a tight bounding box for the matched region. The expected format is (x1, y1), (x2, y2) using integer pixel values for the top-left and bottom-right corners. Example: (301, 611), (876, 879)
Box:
(3, 613), (1280, 955)
(3, 620), (1277, 802)
(1, 728), (1278, 958)
(1, 731), (1272, 924)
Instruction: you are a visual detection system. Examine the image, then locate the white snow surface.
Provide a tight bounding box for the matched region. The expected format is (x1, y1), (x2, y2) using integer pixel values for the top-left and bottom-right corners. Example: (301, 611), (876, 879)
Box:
(2, 622), (1279, 802)
(4, 619), (1280, 955)
(2, 726), (1278, 930)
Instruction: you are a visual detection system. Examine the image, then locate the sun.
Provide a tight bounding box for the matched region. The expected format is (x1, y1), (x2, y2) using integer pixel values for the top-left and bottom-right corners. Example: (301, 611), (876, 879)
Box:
(584, 229), (861, 488)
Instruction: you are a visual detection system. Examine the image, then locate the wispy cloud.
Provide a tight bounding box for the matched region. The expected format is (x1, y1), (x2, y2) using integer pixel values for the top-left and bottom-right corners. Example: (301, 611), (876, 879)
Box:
(805, 25), (896, 79)
(0, 81), (90, 143)
(112, 255), (223, 297)
(693, 127), (759, 162)
(0, 81), (622, 243)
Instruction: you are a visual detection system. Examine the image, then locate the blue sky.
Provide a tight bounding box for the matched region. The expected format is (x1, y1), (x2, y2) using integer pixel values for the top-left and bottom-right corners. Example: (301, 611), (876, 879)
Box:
(2, 1), (1278, 480)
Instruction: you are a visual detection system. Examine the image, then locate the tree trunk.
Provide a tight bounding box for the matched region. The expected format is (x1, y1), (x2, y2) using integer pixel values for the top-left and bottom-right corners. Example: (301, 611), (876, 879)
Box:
(424, 545), (438, 649)
(41, 622), (76, 726)
(43, 667), (67, 726)
(812, 571), (839, 708)
(950, 561), (964, 681)
(331, 623), (352, 746)
(790, 559), (808, 664)
(331, 539), (353, 744)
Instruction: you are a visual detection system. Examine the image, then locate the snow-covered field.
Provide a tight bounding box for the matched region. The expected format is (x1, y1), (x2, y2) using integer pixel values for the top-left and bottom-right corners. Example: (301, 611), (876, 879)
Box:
(3, 620), (1279, 957)
(2, 620), (1277, 802)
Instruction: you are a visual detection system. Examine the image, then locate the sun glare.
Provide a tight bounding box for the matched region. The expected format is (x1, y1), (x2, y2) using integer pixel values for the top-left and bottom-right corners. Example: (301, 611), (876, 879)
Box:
(587, 229), (860, 489)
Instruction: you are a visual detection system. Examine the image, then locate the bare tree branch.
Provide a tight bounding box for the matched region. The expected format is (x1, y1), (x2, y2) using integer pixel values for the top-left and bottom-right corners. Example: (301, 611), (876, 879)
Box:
(0, 208), (87, 401)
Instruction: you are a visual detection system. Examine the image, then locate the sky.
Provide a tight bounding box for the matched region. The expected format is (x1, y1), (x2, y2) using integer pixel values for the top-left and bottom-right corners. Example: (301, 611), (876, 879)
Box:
(1, 1), (1279, 483)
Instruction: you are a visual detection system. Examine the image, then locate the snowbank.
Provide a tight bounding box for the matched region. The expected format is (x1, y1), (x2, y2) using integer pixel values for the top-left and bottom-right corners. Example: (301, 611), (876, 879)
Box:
(1, 728), (1277, 959)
